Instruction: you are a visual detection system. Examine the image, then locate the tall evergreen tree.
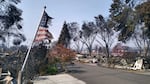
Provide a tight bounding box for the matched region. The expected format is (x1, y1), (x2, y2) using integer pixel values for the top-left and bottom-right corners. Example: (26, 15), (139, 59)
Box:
(109, 0), (150, 56)
(135, 1), (150, 38)
(109, 0), (136, 42)
(57, 21), (71, 48)
(133, 1), (150, 56)
(0, 0), (26, 46)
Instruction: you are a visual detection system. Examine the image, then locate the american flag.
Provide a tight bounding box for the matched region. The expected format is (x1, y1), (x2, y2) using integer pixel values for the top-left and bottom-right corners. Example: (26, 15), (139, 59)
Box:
(34, 11), (53, 42)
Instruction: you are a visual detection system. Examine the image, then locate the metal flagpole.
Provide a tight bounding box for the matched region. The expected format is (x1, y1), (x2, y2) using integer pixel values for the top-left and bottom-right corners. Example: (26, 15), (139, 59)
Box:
(17, 6), (46, 84)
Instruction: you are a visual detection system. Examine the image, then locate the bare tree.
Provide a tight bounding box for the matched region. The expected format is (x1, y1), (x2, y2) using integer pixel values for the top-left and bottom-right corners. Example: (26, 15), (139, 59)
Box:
(95, 15), (114, 58)
(133, 23), (150, 56)
(80, 22), (97, 56)
(67, 22), (84, 53)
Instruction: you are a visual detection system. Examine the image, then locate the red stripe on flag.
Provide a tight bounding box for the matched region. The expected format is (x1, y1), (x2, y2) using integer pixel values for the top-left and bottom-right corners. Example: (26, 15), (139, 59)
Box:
(34, 27), (53, 42)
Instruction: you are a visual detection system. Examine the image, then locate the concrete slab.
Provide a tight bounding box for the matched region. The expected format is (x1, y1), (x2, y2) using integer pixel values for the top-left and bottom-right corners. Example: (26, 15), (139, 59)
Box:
(33, 74), (86, 84)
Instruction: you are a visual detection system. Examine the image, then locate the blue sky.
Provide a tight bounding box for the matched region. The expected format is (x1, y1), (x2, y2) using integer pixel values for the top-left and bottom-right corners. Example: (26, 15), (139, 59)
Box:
(18, 0), (112, 44)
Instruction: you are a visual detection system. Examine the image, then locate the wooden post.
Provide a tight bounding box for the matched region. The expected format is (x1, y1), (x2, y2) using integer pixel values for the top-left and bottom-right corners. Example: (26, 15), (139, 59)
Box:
(17, 71), (22, 84)
(0, 68), (2, 77)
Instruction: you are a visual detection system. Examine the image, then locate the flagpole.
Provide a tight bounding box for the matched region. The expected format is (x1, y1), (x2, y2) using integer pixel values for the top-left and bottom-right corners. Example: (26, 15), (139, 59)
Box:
(17, 6), (46, 84)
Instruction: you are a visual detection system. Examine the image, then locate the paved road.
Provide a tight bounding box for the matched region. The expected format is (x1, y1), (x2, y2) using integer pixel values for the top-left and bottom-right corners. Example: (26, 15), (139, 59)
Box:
(68, 62), (150, 84)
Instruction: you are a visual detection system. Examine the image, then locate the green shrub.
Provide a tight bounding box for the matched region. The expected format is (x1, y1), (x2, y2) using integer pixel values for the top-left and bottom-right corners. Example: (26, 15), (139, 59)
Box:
(47, 64), (58, 75)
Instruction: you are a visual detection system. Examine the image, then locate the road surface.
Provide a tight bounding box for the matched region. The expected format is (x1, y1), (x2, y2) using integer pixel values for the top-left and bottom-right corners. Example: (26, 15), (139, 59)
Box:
(68, 62), (150, 84)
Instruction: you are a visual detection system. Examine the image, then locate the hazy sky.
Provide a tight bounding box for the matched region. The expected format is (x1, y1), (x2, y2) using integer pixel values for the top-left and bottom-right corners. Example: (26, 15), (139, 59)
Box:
(18, 0), (112, 44)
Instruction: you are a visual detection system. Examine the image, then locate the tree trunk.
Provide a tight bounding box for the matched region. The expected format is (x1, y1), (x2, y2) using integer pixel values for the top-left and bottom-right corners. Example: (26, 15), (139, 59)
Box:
(105, 44), (110, 58)
(88, 45), (92, 57)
